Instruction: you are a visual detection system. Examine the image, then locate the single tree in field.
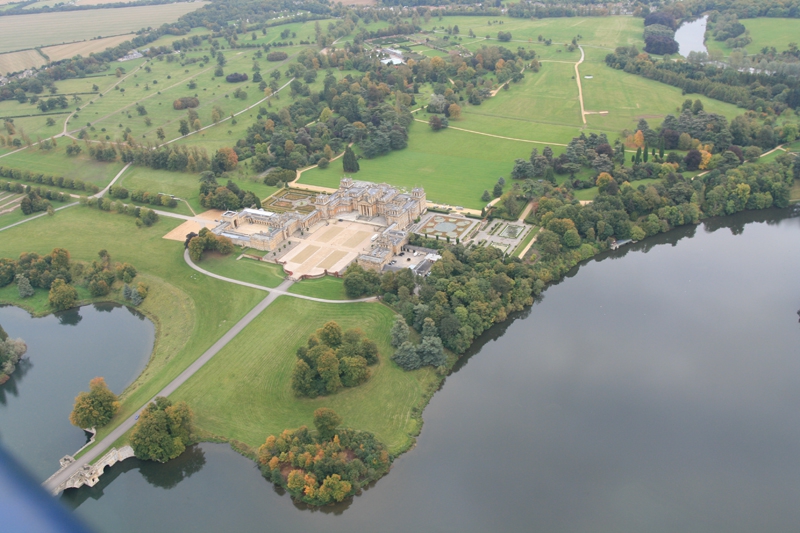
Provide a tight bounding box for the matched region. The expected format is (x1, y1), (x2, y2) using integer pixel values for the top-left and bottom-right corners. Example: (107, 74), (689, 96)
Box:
(69, 377), (120, 429)
(481, 190), (491, 202)
(16, 275), (34, 298)
(156, 127), (165, 141)
(313, 408), (342, 441)
(342, 146), (359, 173)
(179, 120), (190, 137)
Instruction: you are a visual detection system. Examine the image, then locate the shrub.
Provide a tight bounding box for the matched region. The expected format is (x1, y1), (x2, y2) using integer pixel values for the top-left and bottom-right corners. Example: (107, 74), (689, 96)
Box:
(266, 51), (288, 61)
(172, 97), (200, 110)
(225, 72), (248, 83)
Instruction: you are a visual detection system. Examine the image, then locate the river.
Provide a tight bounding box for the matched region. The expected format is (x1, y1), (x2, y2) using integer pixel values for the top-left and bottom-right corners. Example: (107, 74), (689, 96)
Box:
(50, 207), (800, 532)
(674, 16), (708, 57)
(0, 303), (153, 481)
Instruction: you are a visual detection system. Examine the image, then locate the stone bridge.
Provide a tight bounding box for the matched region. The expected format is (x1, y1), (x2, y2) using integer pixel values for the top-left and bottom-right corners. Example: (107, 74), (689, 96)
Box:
(44, 446), (135, 496)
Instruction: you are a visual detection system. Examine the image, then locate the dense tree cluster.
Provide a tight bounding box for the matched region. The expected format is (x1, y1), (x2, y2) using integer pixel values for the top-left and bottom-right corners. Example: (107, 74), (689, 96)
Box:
(708, 12), (751, 48)
(121, 145), (212, 173)
(257, 414), (391, 506)
(0, 324), (27, 386)
(69, 377), (120, 430)
(130, 397), (195, 463)
(291, 321), (379, 397)
(529, 154), (796, 283)
(187, 227), (235, 262)
(198, 172), (261, 211)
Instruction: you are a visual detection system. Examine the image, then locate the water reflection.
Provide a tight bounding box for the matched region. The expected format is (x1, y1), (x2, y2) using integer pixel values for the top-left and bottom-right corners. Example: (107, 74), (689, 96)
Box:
(0, 304), (154, 480)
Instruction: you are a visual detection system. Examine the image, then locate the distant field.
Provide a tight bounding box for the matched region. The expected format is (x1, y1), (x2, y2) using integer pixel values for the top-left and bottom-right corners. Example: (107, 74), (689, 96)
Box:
(0, 48), (46, 75)
(42, 33), (136, 61)
(705, 17), (800, 55)
(0, 2), (206, 53)
(0, 144), (125, 187)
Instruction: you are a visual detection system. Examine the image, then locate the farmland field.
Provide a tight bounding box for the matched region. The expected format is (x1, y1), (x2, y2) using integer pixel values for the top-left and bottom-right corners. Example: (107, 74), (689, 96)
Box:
(0, 2), (207, 53)
(705, 17), (800, 55)
(42, 34), (137, 62)
(0, 48), (46, 75)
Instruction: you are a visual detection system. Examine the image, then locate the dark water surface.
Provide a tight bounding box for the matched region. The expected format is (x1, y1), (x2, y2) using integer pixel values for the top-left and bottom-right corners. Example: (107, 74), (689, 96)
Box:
(675, 16), (708, 57)
(0, 303), (153, 481)
(48, 209), (800, 531)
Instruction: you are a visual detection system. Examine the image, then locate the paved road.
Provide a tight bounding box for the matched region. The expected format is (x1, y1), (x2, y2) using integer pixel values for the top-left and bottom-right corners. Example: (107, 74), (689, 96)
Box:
(43, 251), (377, 492)
(183, 249), (378, 304)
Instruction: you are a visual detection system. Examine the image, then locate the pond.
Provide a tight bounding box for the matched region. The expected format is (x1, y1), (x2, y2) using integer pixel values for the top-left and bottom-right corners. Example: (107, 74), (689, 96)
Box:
(61, 207), (800, 533)
(0, 303), (154, 481)
(674, 16), (708, 57)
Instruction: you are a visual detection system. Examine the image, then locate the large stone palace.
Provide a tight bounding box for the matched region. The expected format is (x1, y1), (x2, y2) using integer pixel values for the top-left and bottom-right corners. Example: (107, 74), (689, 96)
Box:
(211, 178), (426, 255)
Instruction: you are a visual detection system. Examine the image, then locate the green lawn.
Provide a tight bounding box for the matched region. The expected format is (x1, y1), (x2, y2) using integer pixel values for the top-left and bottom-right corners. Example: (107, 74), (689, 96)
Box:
(172, 296), (439, 454)
(198, 251), (286, 288)
(298, 121), (531, 209)
(580, 48), (742, 132)
(288, 276), (348, 300)
(705, 18), (800, 56)
(0, 206), (265, 453)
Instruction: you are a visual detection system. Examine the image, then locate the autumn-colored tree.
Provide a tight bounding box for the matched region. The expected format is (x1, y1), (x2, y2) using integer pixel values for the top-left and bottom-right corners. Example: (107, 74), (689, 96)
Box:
(448, 103), (462, 119)
(69, 377), (120, 429)
(48, 279), (77, 311)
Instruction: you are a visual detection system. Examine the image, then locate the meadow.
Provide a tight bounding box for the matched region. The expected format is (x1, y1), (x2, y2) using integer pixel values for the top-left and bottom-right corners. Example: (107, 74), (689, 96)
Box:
(172, 296), (438, 454)
(705, 17), (800, 56)
(0, 143), (125, 187)
(0, 2), (206, 53)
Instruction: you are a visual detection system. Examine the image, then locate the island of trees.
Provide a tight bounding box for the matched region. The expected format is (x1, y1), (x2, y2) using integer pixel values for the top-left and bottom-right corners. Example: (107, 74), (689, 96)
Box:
(257, 408), (391, 506)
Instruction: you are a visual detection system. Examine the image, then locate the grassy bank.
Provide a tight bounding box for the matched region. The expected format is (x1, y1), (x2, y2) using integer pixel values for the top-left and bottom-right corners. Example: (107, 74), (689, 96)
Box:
(173, 296), (440, 454)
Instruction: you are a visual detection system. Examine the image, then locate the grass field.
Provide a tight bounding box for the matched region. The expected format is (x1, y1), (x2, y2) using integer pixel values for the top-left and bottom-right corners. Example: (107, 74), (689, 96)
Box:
(299, 121), (531, 209)
(118, 166), (280, 214)
(0, 206), (266, 452)
(0, 49), (47, 75)
(0, 2), (206, 53)
(0, 144), (125, 187)
(42, 34), (136, 62)
(705, 18), (800, 55)
(172, 296), (438, 454)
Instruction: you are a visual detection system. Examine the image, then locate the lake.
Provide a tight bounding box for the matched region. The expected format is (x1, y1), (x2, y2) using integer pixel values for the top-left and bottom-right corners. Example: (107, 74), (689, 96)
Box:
(674, 16), (708, 57)
(0, 303), (154, 481)
(56, 207), (800, 533)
